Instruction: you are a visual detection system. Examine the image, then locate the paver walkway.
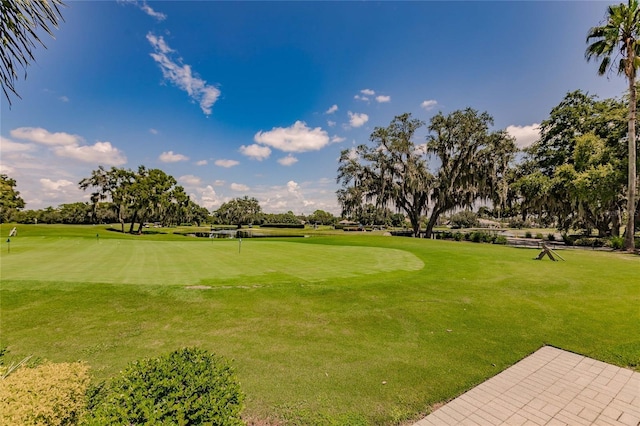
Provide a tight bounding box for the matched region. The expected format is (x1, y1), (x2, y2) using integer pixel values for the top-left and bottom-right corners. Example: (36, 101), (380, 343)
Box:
(413, 346), (639, 425)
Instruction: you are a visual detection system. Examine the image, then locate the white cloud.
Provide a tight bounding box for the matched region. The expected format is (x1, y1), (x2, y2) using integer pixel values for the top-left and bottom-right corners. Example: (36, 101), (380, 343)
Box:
(278, 154), (298, 166)
(0, 164), (16, 175)
(287, 180), (300, 195)
(240, 144), (271, 161)
(361, 89), (375, 96)
(195, 159), (208, 166)
(214, 159), (240, 168)
(140, 1), (166, 20)
(192, 185), (219, 210)
(326, 104), (338, 114)
(59, 96), (69, 103)
(327, 120), (336, 127)
(122, 0), (167, 21)
(346, 147), (359, 160)
(10, 127), (82, 146)
(331, 135), (346, 143)
(506, 124), (541, 149)
(38, 178), (86, 205)
(179, 174), (201, 186)
(1, 136), (34, 152)
(213, 179), (225, 186)
(149, 128), (159, 135)
(376, 95), (391, 103)
(254, 121), (330, 153)
(231, 183), (250, 192)
(354, 95), (369, 102)
(159, 150), (189, 162)
(421, 100), (438, 110)
(54, 141), (127, 165)
(147, 33), (220, 115)
(348, 112), (369, 128)
(40, 178), (74, 191)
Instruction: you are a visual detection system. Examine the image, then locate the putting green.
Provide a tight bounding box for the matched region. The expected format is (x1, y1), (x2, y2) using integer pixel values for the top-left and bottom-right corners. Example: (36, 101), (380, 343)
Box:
(0, 237), (423, 285)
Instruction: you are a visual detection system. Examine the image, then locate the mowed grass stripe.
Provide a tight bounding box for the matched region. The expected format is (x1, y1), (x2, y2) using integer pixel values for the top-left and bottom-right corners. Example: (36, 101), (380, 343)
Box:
(0, 238), (423, 284)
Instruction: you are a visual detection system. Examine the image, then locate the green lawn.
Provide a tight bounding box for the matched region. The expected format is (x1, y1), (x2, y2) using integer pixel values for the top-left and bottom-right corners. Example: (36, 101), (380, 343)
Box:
(1, 224), (638, 425)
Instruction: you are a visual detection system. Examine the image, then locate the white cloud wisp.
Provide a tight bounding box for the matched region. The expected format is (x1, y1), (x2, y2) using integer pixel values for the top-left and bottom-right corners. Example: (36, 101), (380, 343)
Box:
(147, 33), (220, 116)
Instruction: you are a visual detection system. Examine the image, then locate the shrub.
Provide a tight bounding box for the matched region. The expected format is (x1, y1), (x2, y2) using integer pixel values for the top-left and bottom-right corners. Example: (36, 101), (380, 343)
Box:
(0, 362), (90, 426)
(609, 236), (625, 250)
(524, 231), (533, 239)
(547, 233), (556, 241)
(449, 210), (479, 229)
(561, 233), (574, 246)
(261, 223), (305, 229)
(493, 235), (508, 245)
(535, 233), (544, 240)
(85, 347), (244, 426)
(574, 237), (606, 247)
(454, 232), (463, 241)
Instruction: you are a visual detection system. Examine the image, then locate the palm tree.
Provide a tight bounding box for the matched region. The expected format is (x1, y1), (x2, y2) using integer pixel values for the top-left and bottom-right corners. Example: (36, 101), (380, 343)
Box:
(1, 0), (65, 105)
(586, 0), (640, 250)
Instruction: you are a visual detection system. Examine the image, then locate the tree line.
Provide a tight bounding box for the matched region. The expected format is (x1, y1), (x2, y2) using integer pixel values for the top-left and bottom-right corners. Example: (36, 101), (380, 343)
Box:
(337, 91), (639, 242)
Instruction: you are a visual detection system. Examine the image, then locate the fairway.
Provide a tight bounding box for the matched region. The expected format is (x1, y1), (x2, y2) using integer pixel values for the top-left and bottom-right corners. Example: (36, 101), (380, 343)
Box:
(1, 225), (639, 425)
(0, 237), (423, 284)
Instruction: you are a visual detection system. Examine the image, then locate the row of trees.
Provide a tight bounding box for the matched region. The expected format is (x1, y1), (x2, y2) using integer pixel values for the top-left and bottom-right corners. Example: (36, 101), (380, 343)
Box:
(337, 90), (639, 241)
(337, 109), (516, 238)
(79, 166), (209, 232)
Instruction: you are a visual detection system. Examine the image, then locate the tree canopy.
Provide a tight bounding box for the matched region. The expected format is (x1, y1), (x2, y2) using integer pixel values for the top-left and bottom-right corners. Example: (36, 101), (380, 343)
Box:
(337, 110), (516, 237)
(79, 166), (199, 232)
(0, 174), (25, 222)
(213, 196), (262, 228)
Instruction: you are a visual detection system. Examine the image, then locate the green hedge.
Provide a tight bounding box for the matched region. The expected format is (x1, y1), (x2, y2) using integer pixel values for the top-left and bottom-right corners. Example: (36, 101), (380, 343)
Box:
(85, 347), (244, 425)
(260, 223), (305, 229)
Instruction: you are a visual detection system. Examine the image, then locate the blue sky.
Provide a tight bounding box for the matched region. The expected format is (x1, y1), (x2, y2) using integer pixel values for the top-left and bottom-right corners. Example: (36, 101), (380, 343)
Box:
(0, 1), (628, 214)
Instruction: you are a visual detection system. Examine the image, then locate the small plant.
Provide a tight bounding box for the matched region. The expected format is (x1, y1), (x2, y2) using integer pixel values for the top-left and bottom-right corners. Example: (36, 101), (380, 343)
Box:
(494, 235), (508, 245)
(574, 237), (606, 247)
(547, 233), (556, 241)
(561, 233), (574, 246)
(0, 362), (90, 426)
(86, 347), (244, 426)
(535, 233), (544, 239)
(525, 231), (533, 238)
(609, 236), (624, 250)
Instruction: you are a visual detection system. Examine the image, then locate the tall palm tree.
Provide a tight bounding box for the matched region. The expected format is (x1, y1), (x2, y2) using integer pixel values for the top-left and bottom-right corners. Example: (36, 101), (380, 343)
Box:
(586, 0), (640, 250)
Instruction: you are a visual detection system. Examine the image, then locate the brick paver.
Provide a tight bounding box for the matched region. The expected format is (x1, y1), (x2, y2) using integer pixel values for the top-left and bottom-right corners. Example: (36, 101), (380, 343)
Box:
(413, 346), (640, 426)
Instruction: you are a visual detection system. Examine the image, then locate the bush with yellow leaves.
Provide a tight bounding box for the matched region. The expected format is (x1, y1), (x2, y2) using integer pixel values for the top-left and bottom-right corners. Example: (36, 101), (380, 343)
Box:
(0, 361), (90, 425)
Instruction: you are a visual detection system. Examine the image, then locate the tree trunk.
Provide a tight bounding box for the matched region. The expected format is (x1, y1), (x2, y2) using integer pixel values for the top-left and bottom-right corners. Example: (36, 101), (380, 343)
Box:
(408, 211), (421, 238)
(612, 208), (621, 237)
(129, 210), (138, 234)
(625, 61), (637, 251)
(424, 208), (443, 239)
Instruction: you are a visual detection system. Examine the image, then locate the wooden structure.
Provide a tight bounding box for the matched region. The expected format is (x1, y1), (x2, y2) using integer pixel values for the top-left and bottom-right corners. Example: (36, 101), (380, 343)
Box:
(535, 243), (565, 261)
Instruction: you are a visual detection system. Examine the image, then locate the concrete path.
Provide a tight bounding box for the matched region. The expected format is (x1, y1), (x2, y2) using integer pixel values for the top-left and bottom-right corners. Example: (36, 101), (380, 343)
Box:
(413, 346), (639, 425)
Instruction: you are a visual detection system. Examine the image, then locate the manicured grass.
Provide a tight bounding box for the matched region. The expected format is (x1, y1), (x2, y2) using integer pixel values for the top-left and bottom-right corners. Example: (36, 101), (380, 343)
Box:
(1, 224), (638, 425)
